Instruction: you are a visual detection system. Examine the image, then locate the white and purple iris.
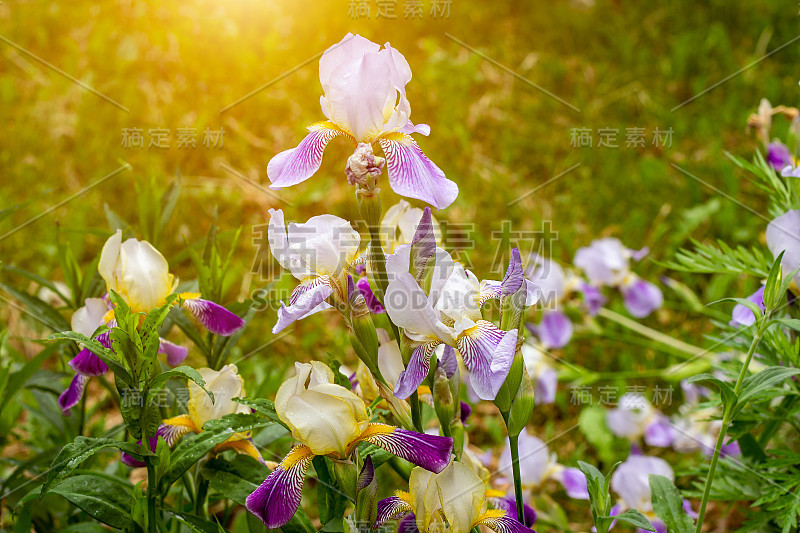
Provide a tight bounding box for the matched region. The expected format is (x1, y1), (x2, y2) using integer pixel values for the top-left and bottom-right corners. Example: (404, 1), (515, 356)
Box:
(606, 393), (674, 448)
(383, 210), (538, 400)
(245, 362), (453, 528)
(519, 343), (559, 405)
(266, 33), (458, 209)
(58, 231), (245, 415)
(609, 454), (696, 533)
(573, 237), (663, 318)
(496, 428), (589, 500)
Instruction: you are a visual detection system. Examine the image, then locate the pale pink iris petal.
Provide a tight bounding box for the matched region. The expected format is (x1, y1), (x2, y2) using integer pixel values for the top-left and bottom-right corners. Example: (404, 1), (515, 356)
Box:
(318, 33), (381, 93)
(379, 134), (458, 209)
(267, 123), (346, 189)
(399, 121), (431, 136)
(158, 338), (189, 366)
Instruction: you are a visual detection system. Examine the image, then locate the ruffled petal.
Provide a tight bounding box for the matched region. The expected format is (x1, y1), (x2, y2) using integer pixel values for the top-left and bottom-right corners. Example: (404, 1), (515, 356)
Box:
(393, 342), (439, 399)
(474, 509), (536, 533)
(355, 423), (453, 473)
(245, 445), (314, 528)
(182, 298), (245, 336)
(379, 133), (458, 209)
(375, 493), (413, 527)
(273, 280), (334, 334)
(58, 373), (90, 415)
(456, 321), (518, 401)
(267, 122), (347, 189)
(68, 348), (109, 377)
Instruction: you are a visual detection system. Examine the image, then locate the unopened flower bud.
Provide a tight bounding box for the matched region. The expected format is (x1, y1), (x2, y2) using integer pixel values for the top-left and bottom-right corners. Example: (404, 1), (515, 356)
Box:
(433, 367), (455, 428)
(346, 143), (385, 187)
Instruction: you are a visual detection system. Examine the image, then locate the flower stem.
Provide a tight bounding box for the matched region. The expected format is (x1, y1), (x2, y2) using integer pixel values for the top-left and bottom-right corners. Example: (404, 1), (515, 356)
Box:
(508, 431), (525, 523)
(146, 461), (157, 533)
(597, 308), (707, 359)
(409, 391), (423, 433)
(694, 328), (764, 532)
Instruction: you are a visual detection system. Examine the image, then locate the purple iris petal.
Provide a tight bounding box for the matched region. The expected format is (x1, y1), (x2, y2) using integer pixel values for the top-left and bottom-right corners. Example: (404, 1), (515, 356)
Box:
(246, 448), (314, 528)
(459, 401), (472, 424)
(492, 496), (537, 527)
(68, 348), (108, 377)
(378, 135), (458, 210)
(58, 373), (90, 415)
(363, 427), (453, 473)
(456, 323), (518, 401)
(267, 124), (346, 189)
(158, 338), (189, 366)
(621, 279), (663, 318)
(683, 499), (699, 519)
(720, 439), (741, 458)
(375, 496), (413, 527)
(120, 434), (160, 468)
(502, 248), (525, 297)
(438, 345), (458, 378)
(182, 298), (245, 336)
(397, 513), (419, 533)
(729, 285), (765, 328)
(644, 417), (675, 448)
(534, 368), (558, 405)
(781, 164), (800, 178)
(410, 206), (437, 279)
(579, 282), (606, 315)
(393, 343), (436, 399)
(560, 468), (590, 499)
(273, 282), (334, 334)
(356, 277), (385, 314)
(768, 142), (793, 170)
(537, 310), (573, 349)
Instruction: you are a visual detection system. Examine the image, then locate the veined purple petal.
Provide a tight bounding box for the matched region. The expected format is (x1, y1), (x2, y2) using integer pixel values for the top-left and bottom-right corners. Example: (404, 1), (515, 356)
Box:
(621, 279), (663, 318)
(158, 338), (189, 366)
(379, 134), (458, 209)
(358, 423), (453, 473)
(246, 445), (314, 528)
(456, 322), (518, 401)
(644, 417), (675, 448)
(579, 282), (606, 316)
(475, 511), (536, 533)
(393, 342), (438, 399)
(489, 496), (537, 527)
(559, 468), (590, 499)
(356, 277), (385, 314)
(502, 248), (525, 297)
(438, 345), (458, 378)
(730, 285), (765, 328)
(58, 374), (90, 415)
(375, 496), (413, 527)
(537, 310), (573, 349)
(768, 142), (793, 170)
(409, 206), (437, 281)
(68, 348), (109, 377)
(182, 298), (245, 336)
(273, 280), (334, 334)
(534, 368), (558, 405)
(267, 122), (347, 189)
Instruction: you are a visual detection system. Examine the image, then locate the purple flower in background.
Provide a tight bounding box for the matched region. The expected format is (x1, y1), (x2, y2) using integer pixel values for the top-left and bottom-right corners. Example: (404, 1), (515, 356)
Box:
(621, 278), (663, 318)
(578, 282), (606, 315)
(520, 343), (558, 405)
(610, 455), (673, 533)
(729, 285), (765, 327)
(781, 163), (800, 178)
(767, 142), (793, 170)
(266, 33), (458, 209)
(766, 210), (800, 283)
(606, 394), (674, 448)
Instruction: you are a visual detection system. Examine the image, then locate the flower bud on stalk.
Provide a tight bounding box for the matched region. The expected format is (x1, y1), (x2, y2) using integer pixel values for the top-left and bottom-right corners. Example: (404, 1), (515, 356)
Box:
(355, 455), (378, 525)
(349, 277), (383, 382)
(332, 458), (359, 501)
(494, 248), (529, 413)
(433, 367), (454, 435)
(507, 367), (536, 438)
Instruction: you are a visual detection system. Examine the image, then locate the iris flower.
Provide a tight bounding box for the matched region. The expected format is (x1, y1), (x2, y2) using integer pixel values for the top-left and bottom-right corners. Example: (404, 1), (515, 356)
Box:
(266, 33), (458, 209)
(122, 364), (261, 467)
(375, 461), (534, 533)
(58, 231), (245, 414)
(605, 393), (674, 448)
(267, 208), (362, 333)
(383, 211), (537, 400)
(245, 361), (453, 528)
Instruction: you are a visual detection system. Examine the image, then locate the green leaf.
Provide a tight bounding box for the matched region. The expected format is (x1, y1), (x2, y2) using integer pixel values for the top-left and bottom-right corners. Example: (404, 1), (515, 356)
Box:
(159, 413), (271, 488)
(0, 342), (60, 411)
(166, 511), (226, 533)
(578, 406), (616, 463)
(609, 509), (656, 531)
(736, 366), (800, 411)
(146, 365), (213, 406)
(48, 330), (134, 386)
(1, 283), (72, 332)
(234, 397), (288, 429)
(23, 474), (135, 530)
(42, 437), (155, 495)
(687, 373), (737, 407)
(707, 297), (763, 323)
(169, 307), (211, 357)
(649, 474), (695, 532)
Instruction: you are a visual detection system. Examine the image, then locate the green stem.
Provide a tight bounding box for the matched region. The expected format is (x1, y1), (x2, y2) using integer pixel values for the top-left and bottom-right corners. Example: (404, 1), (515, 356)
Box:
(146, 461), (157, 533)
(597, 308), (707, 359)
(409, 392), (423, 433)
(508, 431), (525, 523)
(694, 328), (764, 533)
(195, 476), (209, 517)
